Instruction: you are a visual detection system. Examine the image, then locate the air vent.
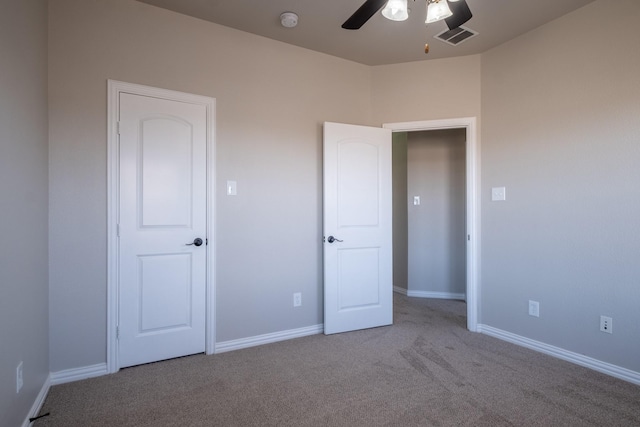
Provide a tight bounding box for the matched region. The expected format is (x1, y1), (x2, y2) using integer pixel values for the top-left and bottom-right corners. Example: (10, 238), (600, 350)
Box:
(435, 26), (478, 46)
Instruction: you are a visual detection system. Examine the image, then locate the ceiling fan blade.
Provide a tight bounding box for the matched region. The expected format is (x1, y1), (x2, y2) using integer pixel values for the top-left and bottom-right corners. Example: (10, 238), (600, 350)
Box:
(445, 0), (473, 30)
(342, 0), (389, 30)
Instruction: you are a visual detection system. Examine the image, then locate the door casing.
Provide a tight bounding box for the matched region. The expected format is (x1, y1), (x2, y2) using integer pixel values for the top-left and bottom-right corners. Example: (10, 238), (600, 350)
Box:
(383, 118), (479, 332)
(107, 80), (217, 373)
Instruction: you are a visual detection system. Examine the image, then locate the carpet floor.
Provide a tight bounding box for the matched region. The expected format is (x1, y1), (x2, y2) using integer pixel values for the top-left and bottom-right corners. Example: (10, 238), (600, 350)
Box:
(35, 295), (640, 426)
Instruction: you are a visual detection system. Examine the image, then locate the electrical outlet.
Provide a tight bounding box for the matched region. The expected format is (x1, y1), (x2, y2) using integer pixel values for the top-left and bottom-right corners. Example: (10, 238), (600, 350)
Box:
(16, 361), (23, 393)
(293, 292), (302, 307)
(528, 300), (540, 317)
(600, 315), (613, 334)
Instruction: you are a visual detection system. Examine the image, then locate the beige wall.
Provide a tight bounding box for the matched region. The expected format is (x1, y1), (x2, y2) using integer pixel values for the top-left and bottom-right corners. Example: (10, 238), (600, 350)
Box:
(47, 0), (482, 374)
(48, 0), (373, 371)
(407, 129), (466, 297)
(481, 0), (640, 371)
(371, 55), (482, 125)
(44, 0), (640, 380)
(0, 0), (49, 425)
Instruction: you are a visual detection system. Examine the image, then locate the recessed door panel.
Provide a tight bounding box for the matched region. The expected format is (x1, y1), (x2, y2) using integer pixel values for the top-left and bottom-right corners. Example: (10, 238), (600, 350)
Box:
(338, 141), (380, 228)
(140, 118), (193, 228)
(138, 253), (192, 333)
(337, 248), (380, 310)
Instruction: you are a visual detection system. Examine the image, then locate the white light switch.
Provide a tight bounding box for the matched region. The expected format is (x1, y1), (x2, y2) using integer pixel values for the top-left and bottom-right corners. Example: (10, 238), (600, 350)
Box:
(227, 180), (237, 196)
(413, 196), (420, 206)
(491, 187), (506, 201)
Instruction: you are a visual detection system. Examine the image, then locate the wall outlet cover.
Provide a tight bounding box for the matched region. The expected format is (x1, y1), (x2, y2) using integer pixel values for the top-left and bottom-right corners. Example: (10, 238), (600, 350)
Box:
(600, 315), (613, 334)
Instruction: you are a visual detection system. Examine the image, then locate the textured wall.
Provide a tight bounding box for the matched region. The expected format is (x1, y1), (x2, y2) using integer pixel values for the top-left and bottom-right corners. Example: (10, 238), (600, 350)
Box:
(481, 0), (640, 371)
(0, 0), (49, 425)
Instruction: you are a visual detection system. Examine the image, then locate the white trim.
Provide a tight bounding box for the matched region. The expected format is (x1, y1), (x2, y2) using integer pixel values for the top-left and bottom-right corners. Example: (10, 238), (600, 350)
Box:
(22, 375), (50, 427)
(393, 286), (408, 295)
(107, 80), (217, 372)
(395, 286), (466, 300)
(383, 117), (480, 332)
(407, 290), (466, 300)
(216, 324), (324, 354)
(50, 363), (108, 385)
(478, 324), (640, 386)
(107, 80), (119, 373)
(205, 84), (217, 355)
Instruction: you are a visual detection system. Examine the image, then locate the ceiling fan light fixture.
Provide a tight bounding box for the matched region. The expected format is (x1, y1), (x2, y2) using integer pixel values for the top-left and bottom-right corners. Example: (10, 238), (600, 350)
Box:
(382, 0), (409, 21)
(425, 0), (452, 24)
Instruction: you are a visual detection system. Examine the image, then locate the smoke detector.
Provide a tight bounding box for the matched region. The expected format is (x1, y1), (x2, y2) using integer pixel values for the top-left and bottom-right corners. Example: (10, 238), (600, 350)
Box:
(280, 12), (298, 28)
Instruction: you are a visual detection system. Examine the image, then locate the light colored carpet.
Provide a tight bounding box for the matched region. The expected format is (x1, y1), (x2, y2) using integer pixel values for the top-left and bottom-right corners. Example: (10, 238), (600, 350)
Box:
(36, 295), (640, 426)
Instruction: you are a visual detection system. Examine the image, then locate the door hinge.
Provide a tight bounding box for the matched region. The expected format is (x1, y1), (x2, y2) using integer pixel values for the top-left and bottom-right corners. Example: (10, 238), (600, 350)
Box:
(117, 121), (121, 135)
(468, 234), (471, 241)
(116, 326), (119, 340)
(206, 238), (208, 245)
(117, 223), (120, 237)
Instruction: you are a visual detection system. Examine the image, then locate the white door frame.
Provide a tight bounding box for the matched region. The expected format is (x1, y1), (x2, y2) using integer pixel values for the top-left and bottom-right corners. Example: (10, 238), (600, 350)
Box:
(107, 80), (217, 373)
(383, 118), (479, 332)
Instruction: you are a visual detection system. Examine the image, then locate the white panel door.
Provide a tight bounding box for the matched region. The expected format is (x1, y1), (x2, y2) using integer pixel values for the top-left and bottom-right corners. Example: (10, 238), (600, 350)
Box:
(323, 122), (393, 335)
(118, 92), (207, 368)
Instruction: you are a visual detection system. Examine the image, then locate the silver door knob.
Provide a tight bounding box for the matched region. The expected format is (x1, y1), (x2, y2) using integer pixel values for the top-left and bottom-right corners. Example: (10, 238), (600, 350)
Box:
(327, 236), (343, 243)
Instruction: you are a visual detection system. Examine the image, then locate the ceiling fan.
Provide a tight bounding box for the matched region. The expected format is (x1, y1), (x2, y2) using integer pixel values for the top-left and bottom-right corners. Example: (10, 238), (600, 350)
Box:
(342, 0), (472, 30)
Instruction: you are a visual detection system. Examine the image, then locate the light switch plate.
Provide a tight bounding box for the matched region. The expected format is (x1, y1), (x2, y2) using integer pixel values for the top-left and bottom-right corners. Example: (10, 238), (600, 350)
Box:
(413, 196), (420, 206)
(528, 300), (540, 317)
(227, 180), (237, 196)
(491, 187), (506, 201)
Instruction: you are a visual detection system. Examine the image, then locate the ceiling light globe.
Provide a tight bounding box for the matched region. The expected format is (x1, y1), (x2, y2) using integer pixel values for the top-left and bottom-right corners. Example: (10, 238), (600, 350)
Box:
(382, 0), (409, 21)
(425, 0), (453, 24)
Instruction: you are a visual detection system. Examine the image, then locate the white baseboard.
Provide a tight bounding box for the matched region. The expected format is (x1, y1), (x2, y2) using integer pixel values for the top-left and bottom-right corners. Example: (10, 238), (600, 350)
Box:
(393, 286), (408, 295)
(49, 326), (324, 383)
(50, 363), (108, 386)
(22, 374), (50, 427)
(215, 324), (324, 354)
(478, 324), (640, 386)
(406, 290), (466, 300)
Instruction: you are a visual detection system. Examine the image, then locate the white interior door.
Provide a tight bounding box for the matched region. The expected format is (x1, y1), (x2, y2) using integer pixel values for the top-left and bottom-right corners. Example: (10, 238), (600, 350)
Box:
(118, 92), (207, 368)
(323, 122), (393, 335)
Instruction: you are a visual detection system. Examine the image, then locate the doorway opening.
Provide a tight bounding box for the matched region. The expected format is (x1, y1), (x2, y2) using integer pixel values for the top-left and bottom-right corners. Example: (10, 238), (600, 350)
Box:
(396, 129), (467, 299)
(384, 118), (479, 331)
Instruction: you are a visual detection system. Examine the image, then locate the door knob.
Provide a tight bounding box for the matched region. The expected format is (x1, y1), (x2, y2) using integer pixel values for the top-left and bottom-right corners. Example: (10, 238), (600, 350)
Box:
(186, 238), (203, 247)
(327, 236), (343, 243)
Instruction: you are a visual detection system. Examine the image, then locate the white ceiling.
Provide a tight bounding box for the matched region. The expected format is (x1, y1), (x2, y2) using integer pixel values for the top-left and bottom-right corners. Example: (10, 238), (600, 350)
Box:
(136, 0), (596, 66)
